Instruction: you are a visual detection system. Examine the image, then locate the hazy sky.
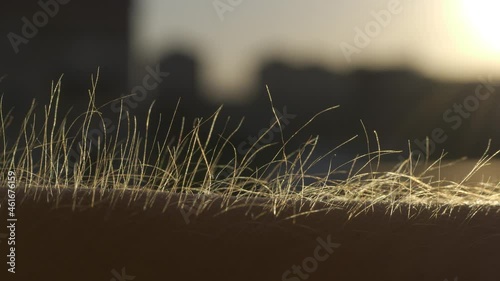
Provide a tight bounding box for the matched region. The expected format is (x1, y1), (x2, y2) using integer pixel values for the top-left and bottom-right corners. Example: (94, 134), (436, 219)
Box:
(131, 0), (500, 99)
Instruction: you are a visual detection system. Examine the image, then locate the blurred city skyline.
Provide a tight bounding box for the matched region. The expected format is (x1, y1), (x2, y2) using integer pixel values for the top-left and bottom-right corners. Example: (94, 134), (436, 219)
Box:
(132, 0), (500, 101)
(1, 0), (499, 166)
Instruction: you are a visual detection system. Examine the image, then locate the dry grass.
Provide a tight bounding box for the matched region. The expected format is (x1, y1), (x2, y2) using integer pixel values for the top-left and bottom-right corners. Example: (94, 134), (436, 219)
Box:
(1, 74), (499, 220)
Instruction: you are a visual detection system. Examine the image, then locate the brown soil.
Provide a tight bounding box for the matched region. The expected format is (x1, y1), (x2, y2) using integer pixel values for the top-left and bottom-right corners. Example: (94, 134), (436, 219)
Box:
(1, 187), (499, 281)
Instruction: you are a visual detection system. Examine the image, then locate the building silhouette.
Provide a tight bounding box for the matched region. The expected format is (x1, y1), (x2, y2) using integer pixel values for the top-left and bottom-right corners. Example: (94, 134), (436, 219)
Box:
(0, 0), (130, 124)
(1, 0), (498, 166)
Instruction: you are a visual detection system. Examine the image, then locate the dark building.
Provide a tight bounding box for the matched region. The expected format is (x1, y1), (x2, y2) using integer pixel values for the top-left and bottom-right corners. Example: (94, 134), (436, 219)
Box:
(1, 0), (498, 168)
(255, 62), (500, 160)
(0, 0), (130, 123)
(152, 52), (202, 119)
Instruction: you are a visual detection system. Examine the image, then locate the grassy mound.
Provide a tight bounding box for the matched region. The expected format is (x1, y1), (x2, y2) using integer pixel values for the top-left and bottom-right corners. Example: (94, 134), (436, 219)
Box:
(1, 75), (499, 216)
(1, 75), (499, 280)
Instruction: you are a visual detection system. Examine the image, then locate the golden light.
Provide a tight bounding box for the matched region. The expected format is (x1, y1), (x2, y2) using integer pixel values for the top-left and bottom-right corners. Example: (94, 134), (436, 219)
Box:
(461, 0), (500, 52)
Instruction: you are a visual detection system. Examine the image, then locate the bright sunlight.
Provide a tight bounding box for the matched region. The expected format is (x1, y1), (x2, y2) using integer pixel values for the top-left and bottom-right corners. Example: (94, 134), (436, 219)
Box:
(461, 0), (500, 52)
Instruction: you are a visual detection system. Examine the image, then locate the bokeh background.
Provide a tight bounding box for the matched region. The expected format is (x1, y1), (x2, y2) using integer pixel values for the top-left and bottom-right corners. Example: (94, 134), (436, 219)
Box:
(1, 0), (500, 174)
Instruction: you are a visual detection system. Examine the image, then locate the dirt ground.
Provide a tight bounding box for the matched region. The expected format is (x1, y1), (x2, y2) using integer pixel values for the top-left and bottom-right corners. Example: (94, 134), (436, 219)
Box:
(0, 187), (499, 281)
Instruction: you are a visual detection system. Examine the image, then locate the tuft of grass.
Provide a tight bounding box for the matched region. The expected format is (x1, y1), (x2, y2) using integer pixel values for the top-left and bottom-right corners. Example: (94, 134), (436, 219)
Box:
(1, 74), (499, 220)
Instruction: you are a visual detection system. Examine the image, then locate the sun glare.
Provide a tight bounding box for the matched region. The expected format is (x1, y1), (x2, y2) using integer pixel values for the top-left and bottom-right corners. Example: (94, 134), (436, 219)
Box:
(461, 0), (500, 52)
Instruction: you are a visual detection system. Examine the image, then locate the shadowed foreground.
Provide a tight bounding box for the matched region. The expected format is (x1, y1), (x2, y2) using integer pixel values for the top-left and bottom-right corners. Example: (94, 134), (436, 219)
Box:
(1, 187), (499, 281)
(2, 74), (500, 281)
